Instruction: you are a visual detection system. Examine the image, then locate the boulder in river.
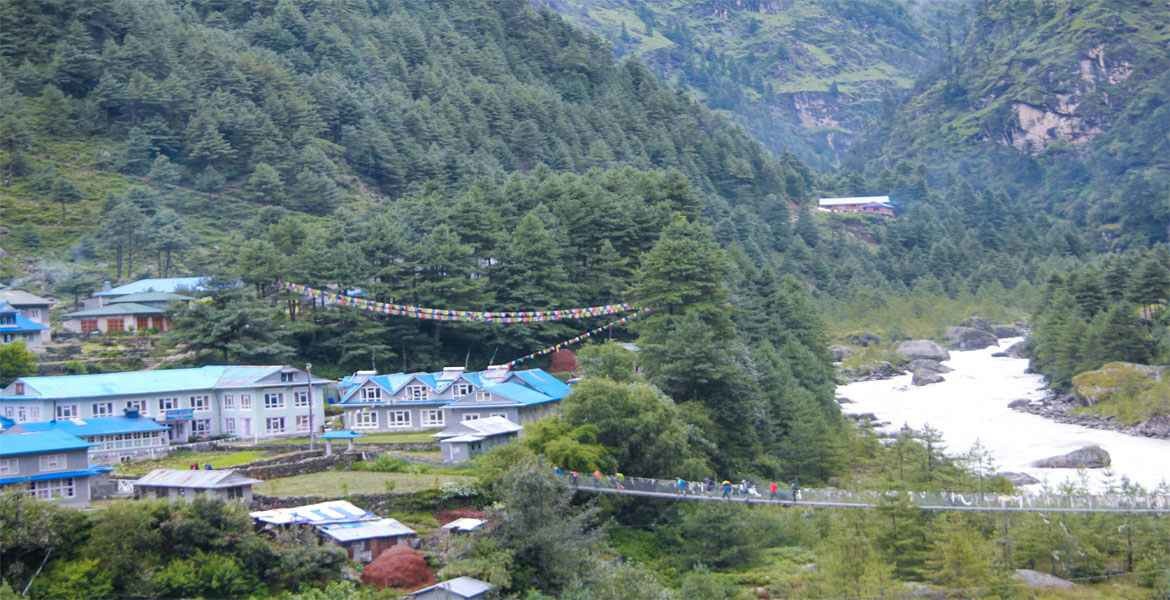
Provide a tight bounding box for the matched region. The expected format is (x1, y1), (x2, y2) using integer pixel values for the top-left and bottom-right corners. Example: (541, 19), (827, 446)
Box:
(1007, 399), (1031, 410)
(908, 359), (951, 374)
(829, 345), (854, 362)
(998, 472), (1041, 487)
(1031, 445), (1111, 469)
(911, 368), (945, 386)
(944, 326), (999, 350)
(835, 396), (854, 405)
(960, 316), (994, 333)
(896, 340), (950, 362)
(846, 332), (882, 347)
(1013, 570), (1074, 590)
(992, 340), (1029, 359)
(993, 324), (1024, 338)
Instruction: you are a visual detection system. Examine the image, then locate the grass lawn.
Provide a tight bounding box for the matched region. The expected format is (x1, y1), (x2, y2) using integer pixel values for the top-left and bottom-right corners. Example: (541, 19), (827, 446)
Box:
(256, 471), (475, 497)
(114, 449), (270, 477)
(260, 430), (441, 445)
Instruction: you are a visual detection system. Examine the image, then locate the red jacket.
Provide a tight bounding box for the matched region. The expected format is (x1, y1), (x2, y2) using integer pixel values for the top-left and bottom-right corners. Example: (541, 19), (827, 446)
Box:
(769, 482), (778, 493)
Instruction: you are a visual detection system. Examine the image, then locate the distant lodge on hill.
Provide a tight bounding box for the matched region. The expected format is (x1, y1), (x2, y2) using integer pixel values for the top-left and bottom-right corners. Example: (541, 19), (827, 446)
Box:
(818, 196), (895, 217)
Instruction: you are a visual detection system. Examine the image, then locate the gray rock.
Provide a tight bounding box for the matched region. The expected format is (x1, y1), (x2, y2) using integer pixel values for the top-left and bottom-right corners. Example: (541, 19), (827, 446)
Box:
(896, 340), (950, 362)
(993, 324), (1024, 338)
(829, 345), (854, 362)
(835, 396), (853, 405)
(911, 369), (945, 386)
(999, 472), (1041, 487)
(846, 332), (882, 347)
(1014, 569), (1074, 589)
(960, 316), (994, 333)
(1007, 399), (1031, 410)
(1003, 340), (1029, 358)
(944, 326), (999, 350)
(1135, 415), (1170, 437)
(1031, 445), (1111, 469)
(908, 359), (951, 374)
(840, 361), (903, 383)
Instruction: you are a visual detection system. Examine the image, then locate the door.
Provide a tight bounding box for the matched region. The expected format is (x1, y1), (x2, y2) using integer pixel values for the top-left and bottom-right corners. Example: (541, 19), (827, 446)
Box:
(241, 418), (252, 436)
(169, 422), (186, 443)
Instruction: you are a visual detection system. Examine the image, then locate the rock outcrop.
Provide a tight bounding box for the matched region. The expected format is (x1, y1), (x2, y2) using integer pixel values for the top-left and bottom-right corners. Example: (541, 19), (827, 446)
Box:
(993, 340), (1029, 359)
(896, 340), (950, 362)
(944, 326), (998, 350)
(1007, 399), (1031, 410)
(960, 316), (994, 333)
(998, 472), (1041, 487)
(993, 324), (1024, 338)
(911, 369), (945, 386)
(846, 332), (881, 347)
(1073, 362), (1167, 406)
(839, 361), (903, 383)
(1031, 445), (1111, 469)
(829, 345), (854, 362)
(908, 359), (951, 374)
(1014, 569), (1074, 589)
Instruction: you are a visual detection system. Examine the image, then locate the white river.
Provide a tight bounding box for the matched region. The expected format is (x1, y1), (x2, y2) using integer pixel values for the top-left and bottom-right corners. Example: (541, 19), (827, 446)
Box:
(838, 338), (1170, 492)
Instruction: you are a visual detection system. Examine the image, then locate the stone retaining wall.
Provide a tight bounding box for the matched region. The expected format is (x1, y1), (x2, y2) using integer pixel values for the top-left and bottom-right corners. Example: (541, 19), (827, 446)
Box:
(241, 452), (362, 480)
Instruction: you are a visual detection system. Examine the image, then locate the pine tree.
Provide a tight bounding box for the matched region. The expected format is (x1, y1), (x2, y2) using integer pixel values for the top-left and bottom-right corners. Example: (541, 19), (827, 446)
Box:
(289, 168), (341, 215)
(149, 208), (189, 277)
(1128, 254), (1170, 320)
(876, 492), (930, 581)
(50, 175), (82, 222)
(121, 126), (155, 175)
(147, 155), (183, 186)
(1091, 303), (1152, 364)
(243, 162), (285, 206)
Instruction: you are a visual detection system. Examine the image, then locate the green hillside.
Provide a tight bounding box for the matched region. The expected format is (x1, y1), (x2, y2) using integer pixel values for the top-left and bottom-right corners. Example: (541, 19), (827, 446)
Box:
(854, 0), (1170, 247)
(538, 0), (959, 168)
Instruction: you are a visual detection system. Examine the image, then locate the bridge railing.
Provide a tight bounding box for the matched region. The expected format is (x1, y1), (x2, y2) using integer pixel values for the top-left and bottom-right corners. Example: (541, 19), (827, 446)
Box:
(559, 473), (1170, 513)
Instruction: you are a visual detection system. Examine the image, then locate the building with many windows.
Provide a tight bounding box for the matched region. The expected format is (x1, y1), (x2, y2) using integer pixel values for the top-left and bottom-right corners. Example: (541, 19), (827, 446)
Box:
(0, 289), (53, 325)
(335, 366), (569, 433)
(133, 468), (261, 502)
(0, 301), (48, 351)
(5, 410), (169, 464)
(0, 366), (330, 443)
(0, 429), (111, 507)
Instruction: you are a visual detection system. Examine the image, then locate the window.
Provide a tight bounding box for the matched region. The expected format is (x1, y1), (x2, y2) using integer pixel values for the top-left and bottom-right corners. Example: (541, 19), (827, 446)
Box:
(125, 399), (147, 416)
(405, 385), (428, 400)
(489, 412), (507, 419)
(55, 404), (78, 419)
(361, 386), (381, 401)
(280, 371), (295, 383)
(0, 459), (18, 475)
(192, 419), (211, 437)
(30, 478), (74, 500)
(475, 390), (492, 402)
(136, 316), (150, 330)
(107, 318), (124, 333)
(224, 417), (236, 434)
(421, 409), (445, 427)
(190, 396), (210, 411)
(240, 394), (252, 409)
(296, 415), (310, 432)
(453, 383), (473, 397)
(294, 391), (310, 407)
(16, 406), (26, 422)
(39, 454), (66, 472)
(224, 394), (235, 409)
(462, 413), (481, 421)
(158, 397), (178, 412)
(387, 410), (411, 428)
(13, 382), (24, 395)
(2, 406), (11, 418)
(91, 402), (114, 417)
(265, 417), (286, 434)
(264, 393), (284, 409)
(354, 409), (378, 429)
(226, 486), (244, 500)
(80, 319), (98, 334)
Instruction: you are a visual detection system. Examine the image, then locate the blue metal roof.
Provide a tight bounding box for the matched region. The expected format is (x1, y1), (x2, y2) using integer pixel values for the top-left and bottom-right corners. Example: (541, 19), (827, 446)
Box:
(338, 368), (566, 407)
(509, 370), (571, 400)
(0, 465), (112, 486)
(11, 416), (168, 437)
(321, 430), (362, 440)
(0, 301), (47, 333)
(94, 277), (208, 297)
(5, 366), (308, 400)
(0, 430), (91, 457)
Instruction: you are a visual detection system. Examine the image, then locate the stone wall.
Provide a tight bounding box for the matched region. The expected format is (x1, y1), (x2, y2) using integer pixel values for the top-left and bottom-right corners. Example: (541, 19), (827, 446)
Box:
(241, 452), (361, 480)
(250, 442), (439, 453)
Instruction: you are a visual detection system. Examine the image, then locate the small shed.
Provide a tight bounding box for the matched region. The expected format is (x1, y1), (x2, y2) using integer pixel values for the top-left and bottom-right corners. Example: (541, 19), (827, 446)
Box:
(411, 576), (494, 600)
(321, 429), (362, 455)
(133, 468), (260, 502)
(251, 500), (417, 563)
(434, 417), (522, 464)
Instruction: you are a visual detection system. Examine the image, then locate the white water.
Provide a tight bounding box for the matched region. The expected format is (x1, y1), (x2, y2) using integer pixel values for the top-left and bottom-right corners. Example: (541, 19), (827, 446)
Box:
(838, 338), (1170, 492)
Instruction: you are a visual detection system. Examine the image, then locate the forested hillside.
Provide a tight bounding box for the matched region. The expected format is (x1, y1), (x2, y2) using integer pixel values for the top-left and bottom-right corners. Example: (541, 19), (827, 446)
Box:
(854, 0), (1170, 247)
(540, 0), (957, 168)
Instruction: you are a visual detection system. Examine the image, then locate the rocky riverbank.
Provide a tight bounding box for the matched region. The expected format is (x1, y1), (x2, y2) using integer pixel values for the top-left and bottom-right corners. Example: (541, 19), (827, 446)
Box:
(1009, 393), (1170, 440)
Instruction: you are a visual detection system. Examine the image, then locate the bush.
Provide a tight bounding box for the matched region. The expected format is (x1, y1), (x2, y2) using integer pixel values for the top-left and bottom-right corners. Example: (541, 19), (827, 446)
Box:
(352, 455), (411, 473)
(31, 558), (114, 600)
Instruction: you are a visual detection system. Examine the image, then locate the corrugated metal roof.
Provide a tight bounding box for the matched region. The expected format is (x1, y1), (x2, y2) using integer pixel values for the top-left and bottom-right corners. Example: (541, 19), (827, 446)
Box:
(251, 500), (373, 525)
(0, 302), (47, 333)
(7, 366), (315, 400)
(440, 518), (485, 532)
(107, 292), (195, 304)
(63, 302), (166, 318)
(508, 370), (570, 400)
(339, 368), (563, 407)
(0, 465), (111, 486)
(436, 416), (522, 442)
(317, 518), (416, 542)
(0, 430), (90, 457)
(95, 277), (208, 297)
(11, 415), (168, 437)
(411, 577), (494, 598)
(0, 290), (52, 307)
(134, 468), (261, 488)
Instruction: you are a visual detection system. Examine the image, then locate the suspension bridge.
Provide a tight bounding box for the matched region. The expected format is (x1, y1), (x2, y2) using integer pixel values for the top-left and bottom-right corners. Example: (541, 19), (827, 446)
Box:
(564, 475), (1170, 514)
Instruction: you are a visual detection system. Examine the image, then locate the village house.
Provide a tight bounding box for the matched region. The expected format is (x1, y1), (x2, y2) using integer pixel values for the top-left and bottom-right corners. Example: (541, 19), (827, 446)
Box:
(0, 301), (48, 351)
(817, 195), (895, 217)
(4, 409), (169, 464)
(61, 291), (194, 335)
(0, 289), (53, 325)
(0, 429), (112, 507)
(410, 577), (495, 600)
(85, 276), (207, 309)
(335, 366), (569, 433)
(251, 500), (418, 562)
(133, 468), (261, 502)
(435, 416), (523, 464)
(0, 365), (330, 443)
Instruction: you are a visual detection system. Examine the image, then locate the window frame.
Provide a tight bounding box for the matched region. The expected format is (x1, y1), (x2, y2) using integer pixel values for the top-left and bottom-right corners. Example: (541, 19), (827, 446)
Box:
(405, 385), (428, 400)
(192, 419), (212, 437)
(125, 399), (148, 416)
(190, 395), (210, 412)
(461, 413), (481, 421)
(387, 410), (411, 429)
(158, 397), (178, 412)
(421, 409), (445, 427)
(39, 454), (67, 472)
(294, 390), (310, 408)
(55, 404), (79, 419)
(360, 386), (381, 401)
(354, 409), (379, 429)
(296, 415), (310, 432)
(0, 458), (18, 475)
(264, 393), (285, 410)
(91, 401), (114, 418)
(240, 394), (252, 410)
(265, 416), (286, 434)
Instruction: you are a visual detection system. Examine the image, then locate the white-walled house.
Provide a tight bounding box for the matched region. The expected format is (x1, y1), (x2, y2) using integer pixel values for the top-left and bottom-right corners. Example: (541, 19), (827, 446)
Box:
(0, 429), (112, 507)
(0, 366), (330, 443)
(335, 366), (569, 433)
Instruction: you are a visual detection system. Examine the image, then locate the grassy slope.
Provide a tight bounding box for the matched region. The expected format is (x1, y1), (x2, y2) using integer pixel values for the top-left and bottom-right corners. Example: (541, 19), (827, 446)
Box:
(255, 470), (475, 496)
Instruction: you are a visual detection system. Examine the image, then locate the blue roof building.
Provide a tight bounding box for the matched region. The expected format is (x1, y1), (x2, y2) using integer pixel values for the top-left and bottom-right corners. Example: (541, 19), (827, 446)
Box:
(0, 301), (48, 352)
(336, 366), (569, 433)
(94, 277), (208, 298)
(0, 430), (111, 507)
(7, 413), (171, 465)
